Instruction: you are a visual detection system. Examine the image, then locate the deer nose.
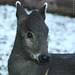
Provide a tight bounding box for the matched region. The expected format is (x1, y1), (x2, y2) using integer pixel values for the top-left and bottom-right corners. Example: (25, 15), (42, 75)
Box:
(38, 54), (49, 64)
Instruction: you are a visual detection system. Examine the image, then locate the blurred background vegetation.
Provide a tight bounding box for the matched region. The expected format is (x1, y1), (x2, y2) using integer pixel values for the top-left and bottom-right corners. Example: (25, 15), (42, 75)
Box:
(0, 0), (75, 17)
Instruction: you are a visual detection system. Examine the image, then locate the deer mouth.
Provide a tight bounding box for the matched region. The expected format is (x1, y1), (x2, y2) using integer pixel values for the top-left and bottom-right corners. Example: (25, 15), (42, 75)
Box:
(33, 54), (40, 61)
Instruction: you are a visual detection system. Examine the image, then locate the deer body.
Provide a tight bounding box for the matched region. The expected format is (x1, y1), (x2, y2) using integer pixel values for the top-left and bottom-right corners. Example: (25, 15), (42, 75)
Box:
(8, 1), (75, 75)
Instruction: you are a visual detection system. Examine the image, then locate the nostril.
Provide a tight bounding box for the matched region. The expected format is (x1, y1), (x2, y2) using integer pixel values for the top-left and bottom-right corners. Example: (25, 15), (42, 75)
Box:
(38, 54), (49, 64)
(41, 55), (49, 60)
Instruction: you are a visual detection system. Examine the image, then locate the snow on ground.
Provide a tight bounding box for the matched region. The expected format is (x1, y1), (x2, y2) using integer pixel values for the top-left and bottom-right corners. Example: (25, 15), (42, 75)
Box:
(46, 14), (75, 53)
(0, 5), (75, 75)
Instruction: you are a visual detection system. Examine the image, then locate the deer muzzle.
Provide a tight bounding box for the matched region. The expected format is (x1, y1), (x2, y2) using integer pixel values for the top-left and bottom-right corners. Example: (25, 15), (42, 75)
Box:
(38, 54), (50, 64)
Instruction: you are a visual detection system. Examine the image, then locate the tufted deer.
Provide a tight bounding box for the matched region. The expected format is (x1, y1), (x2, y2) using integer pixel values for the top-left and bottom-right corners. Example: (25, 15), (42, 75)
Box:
(8, 1), (75, 75)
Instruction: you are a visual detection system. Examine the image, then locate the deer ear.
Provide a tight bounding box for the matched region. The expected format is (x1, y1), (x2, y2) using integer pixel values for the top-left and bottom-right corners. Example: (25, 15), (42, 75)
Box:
(39, 3), (48, 20)
(16, 1), (28, 19)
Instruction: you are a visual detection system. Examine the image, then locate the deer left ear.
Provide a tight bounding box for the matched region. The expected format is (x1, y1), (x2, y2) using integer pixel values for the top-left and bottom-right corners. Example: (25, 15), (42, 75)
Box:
(16, 1), (28, 20)
(39, 3), (48, 20)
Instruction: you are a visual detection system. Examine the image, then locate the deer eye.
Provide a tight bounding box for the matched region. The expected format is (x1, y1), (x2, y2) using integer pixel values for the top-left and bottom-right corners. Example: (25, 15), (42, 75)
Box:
(25, 31), (36, 42)
(27, 32), (33, 38)
(25, 31), (36, 48)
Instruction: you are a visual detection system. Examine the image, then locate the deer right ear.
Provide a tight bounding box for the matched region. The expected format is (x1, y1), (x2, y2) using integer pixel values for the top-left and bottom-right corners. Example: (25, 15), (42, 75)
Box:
(39, 3), (48, 20)
(16, 1), (28, 19)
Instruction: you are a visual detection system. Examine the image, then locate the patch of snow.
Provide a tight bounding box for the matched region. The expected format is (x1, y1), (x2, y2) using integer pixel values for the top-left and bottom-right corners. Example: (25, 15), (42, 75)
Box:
(45, 13), (75, 53)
